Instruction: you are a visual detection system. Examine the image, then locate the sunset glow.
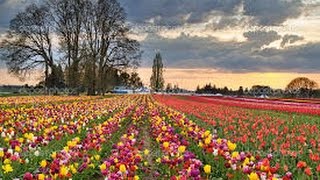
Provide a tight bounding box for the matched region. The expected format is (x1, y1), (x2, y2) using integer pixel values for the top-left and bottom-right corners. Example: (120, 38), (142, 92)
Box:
(137, 68), (320, 90)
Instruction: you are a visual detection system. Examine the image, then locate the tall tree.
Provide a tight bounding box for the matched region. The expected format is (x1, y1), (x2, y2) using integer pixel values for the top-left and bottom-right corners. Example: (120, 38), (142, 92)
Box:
(129, 72), (143, 89)
(82, 0), (141, 95)
(0, 3), (55, 84)
(82, 55), (97, 95)
(237, 86), (244, 96)
(150, 52), (164, 92)
(103, 68), (120, 91)
(119, 71), (130, 86)
(286, 77), (318, 97)
(45, 64), (65, 88)
(48, 0), (85, 89)
(1, 0), (140, 95)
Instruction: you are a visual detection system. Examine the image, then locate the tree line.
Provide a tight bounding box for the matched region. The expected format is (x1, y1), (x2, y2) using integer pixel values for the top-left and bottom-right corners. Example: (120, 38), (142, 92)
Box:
(196, 77), (320, 98)
(196, 83), (245, 96)
(0, 0), (142, 95)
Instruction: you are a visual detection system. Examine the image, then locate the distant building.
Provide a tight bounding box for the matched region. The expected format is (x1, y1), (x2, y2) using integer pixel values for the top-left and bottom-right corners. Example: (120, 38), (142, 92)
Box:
(111, 86), (150, 94)
(135, 87), (151, 94)
(112, 86), (134, 94)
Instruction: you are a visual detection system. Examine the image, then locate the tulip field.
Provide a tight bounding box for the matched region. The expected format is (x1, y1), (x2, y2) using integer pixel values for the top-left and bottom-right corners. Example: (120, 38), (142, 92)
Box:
(0, 95), (319, 179)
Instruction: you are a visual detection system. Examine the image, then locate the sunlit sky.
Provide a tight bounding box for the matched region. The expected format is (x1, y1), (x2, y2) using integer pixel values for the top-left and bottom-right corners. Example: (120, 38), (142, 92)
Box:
(1, 0), (320, 90)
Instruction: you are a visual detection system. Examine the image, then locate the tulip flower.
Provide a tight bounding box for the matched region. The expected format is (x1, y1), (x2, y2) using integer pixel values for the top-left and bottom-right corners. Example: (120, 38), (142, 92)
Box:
(248, 172), (259, 180)
(40, 160), (47, 168)
(304, 167), (312, 176)
(100, 163), (107, 171)
(178, 146), (186, 154)
(23, 172), (33, 180)
(38, 173), (46, 180)
(296, 161), (307, 169)
(204, 164), (211, 174)
(0, 149), (4, 157)
(144, 149), (150, 155)
(163, 142), (170, 148)
(227, 141), (236, 151)
(2, 164), (13, 174)
(119, 164), (127, 174)
(59, 165), (69, 177)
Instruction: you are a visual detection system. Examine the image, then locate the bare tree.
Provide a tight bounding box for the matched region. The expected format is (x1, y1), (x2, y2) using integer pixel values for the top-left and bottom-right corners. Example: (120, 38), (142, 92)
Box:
(286, 77), (318, 97)
(1, 4), (55, 82)
(1, 0), (141, 95)
(82, 0), (141, 95)
(48, 0), (86, 88)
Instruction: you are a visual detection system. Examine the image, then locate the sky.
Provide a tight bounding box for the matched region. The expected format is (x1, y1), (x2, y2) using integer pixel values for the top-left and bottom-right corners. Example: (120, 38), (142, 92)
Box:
(1, 0), (320, 90)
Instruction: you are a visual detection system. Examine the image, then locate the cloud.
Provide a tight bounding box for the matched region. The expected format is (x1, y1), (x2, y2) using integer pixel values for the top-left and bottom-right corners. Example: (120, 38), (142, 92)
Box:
(243, 0), (303, 26)
(120, 0), (242, 26)
(0, 0), (314, 35)
(140, 31), (320, 72)
(120, 0), (306, 29)
(1, 0), (318, 74)
(243, 30), (282, 47)
(280, 34), (304, 47)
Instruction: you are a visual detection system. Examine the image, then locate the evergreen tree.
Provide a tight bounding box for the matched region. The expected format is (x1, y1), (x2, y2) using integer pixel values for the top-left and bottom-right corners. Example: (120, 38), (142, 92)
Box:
(238, 86), (244, 96)
(150, 52), (164, 92)
(129, 72), (143, 89)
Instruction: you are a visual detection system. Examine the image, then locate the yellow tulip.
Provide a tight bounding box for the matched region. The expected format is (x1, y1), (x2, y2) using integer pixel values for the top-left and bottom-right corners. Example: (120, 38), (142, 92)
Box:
(59, 165), (69, 176)
(178, 145), (186, 153)
(38, 174), (45, 180)
(51, 152), (57, 159)
(94, 154), (100, 161)
(231, 151), (239, 158)
(70, 164), (77, 174)
(204, 130), (211, 137)
(40, 160), (47, 168)
(248, 172), (259, 180)
(143, 149), (150, 155)
(163, 142), (169, 148)
(204, 164), (212, 174)
(15, 146), (21, 152)
(4, 159), (11, 164)
(204, 137), (212, 145)
(119, 164), (126, 173)
(227, 141), (236, 151)
(2, 164), (13, 174)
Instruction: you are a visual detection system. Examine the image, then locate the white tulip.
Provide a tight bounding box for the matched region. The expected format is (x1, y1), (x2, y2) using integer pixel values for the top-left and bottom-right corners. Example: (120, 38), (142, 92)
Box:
(7, 148), (13, 154)
(34, 150), (40, 156)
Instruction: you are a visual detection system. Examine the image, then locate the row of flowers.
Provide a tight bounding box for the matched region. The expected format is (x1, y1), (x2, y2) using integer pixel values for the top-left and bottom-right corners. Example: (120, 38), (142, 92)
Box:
(186, 96), (320, 115)
(19, 104), (135, 180)
(0, 96), (140, 179)
(99, 104), (146, 180)
(1, 94), (318, 179)
(148, 103), (205, 180)
(153, 99), (295, 179)
(154, 95), (320, 178)
(1, 95), (134, 153)
(0, 96), (100, 107)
